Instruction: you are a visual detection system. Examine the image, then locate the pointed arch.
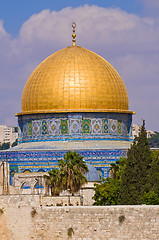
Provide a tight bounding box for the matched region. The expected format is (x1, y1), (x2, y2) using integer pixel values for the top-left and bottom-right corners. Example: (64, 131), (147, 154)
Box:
(21, 182), (31, 189)
(37, 169), (45, 173)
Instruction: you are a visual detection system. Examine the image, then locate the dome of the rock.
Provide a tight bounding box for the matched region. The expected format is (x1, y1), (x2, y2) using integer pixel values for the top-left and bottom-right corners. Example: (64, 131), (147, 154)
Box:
(1, 22), (135, 190)
(19, 45), (132, 115)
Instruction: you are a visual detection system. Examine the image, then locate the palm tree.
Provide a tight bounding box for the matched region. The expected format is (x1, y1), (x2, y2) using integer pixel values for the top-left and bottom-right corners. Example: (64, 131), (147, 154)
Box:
(109, 163), (119, 179)
(58, 150), (89, 195)
(109, 158), (126, 179)
(43, 169), (61, 196)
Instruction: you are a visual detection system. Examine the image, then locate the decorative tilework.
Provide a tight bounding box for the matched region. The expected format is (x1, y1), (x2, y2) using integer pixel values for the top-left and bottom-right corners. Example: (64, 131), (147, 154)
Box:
(91, 119), (102, 134)
(1, 148), (129, 184)
(129, 124), (132, 136)
(83, 119), (90, 134)
(20, 112), (132, 142)
(18, 126), (22, 139)
(23, 124), (28, 138)
(42, 120), (48, 135)
(61, 120), (68, 134)
(122, 122), (128, 135)
(102, 119), (109, 134)
(97, 169), (103, 179)
(48, 119), (60, 135)
(109, 119), (118, 135)
(69, 119), (82, 134)
(32, 120), (41, 137)
(118, 120), (122, 135)
(28, 122), (32, 136)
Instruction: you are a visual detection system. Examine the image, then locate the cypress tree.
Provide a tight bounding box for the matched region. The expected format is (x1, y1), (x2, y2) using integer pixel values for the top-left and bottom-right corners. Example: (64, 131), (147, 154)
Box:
(149, 151), (159, 194)
(119, 120), (152, 204)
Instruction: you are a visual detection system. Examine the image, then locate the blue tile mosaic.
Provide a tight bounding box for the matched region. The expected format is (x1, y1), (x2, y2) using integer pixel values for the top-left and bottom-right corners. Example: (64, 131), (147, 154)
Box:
(18, 112), (132, 143)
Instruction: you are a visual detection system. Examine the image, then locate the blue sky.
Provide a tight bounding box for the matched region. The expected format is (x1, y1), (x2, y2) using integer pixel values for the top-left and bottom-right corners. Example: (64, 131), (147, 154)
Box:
(0, 0), (159, 131)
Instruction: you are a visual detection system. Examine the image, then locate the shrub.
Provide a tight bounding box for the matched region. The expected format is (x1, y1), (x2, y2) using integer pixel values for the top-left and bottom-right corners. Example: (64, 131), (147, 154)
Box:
(119, 215), (126, 223)
(67, 227), (74, 238)
(30, 208), (37, 217)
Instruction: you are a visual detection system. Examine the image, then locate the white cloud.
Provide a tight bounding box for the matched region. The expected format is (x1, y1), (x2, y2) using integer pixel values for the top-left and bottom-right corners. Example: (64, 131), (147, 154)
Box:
(140, 0), (159, 8)
(0, 5), (159, 130)
(0, 20), (9, 37)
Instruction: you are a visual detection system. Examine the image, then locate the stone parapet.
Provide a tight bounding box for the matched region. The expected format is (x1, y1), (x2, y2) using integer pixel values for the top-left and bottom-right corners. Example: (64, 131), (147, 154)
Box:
(0, 195), (158, 240)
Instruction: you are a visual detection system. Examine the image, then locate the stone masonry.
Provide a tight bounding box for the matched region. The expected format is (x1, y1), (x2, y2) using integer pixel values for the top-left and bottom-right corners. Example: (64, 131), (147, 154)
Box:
(0, 195), (159, 240)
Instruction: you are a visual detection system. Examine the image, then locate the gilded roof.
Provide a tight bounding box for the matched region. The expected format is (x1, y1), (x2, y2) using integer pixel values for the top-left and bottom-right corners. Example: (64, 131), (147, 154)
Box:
(18, 45), (133, 115)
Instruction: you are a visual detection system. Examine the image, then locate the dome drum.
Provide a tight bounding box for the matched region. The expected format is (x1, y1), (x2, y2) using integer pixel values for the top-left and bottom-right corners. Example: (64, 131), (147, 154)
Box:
(18, 112), (132, 143)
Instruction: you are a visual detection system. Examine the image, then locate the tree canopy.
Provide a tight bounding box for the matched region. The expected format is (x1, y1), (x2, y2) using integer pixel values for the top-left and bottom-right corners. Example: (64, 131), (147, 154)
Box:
(44, 150), (89, 196)
(93, 178), (120, 205)
(149, 132), (159, 148)
(93, 120), (159, 205)
(0, 142), (10, 150)
(119, 120), (152, 204)
(11, 138), (18, 147)
(44, 169), (61, 196)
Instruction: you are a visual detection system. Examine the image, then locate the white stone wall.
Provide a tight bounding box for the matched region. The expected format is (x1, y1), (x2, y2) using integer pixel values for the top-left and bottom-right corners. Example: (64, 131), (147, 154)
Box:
(0, 195), (158, 240)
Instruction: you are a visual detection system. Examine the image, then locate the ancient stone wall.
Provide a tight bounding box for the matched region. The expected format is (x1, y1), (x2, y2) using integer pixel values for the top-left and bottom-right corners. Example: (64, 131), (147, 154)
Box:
(0, 195), (158, 240)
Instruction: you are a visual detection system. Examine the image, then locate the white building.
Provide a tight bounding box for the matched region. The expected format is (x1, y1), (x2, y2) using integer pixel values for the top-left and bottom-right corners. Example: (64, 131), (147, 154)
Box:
(132, 124), (156, 139)
(0, 125), (18, 145)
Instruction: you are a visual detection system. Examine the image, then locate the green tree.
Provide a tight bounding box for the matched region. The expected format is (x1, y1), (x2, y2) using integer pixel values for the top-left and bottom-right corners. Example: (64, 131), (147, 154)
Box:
(58, 150), (89, 195)
(93, 157), (126, 205)
(43, 169), (61, 196)
(11, 138), (18, 147)
(93, 178), (120, 205)
(109, 157), (126, 179)
(0, 142), (10, 150)
(119, 120), (152, 205)
(148, 150), (159, 195)
(149, 132), (159, 148)
(141, 191), (159, 205)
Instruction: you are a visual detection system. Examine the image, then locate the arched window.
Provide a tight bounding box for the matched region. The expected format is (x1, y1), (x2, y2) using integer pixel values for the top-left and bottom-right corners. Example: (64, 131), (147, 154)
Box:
(37, 169), (45, 173)
(21, 182), (31, 189)
(23, 169), (32, 173)
(97, 169), (103, 180)
(10, 170), (16, 185)
(34, 182), (44, 189)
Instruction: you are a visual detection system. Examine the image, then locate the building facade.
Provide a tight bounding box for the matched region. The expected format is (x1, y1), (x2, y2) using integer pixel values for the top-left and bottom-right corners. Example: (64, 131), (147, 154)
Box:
(0, 125), (18, 145)
(0, 24), (134, 192)
(132, 124), (155, 139)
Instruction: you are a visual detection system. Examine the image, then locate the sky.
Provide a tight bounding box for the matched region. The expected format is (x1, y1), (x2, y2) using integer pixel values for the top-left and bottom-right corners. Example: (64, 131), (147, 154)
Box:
(0, 0), (159, 131)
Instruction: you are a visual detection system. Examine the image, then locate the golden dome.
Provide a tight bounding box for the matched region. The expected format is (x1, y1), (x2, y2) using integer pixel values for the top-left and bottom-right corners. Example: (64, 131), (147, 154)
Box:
(17, 45), (133, 115)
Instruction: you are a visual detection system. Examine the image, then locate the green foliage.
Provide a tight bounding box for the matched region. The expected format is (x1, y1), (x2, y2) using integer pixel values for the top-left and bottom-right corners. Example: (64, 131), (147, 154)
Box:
(141, 191), (159, 205)
(119, 120), (153, 205)
(118, 215), (126, 223)
(44, 169), (61, 196)
(43, 151), (89, 196)
(93, 178), (120, 205)
(93, 157), (126, 206)
(30, 208), (37, 217)
(149, 150), (159, 194)
(67, 227), (74, 238)
(93, 121), (159, 206)
(109, 157), (126, 179)
(149, 132), (159, 148)
(0, 142), (10, 150)
(0, 208), (4, 214)
(11, 138), (18, 147)
(58, 150), (88, 195)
